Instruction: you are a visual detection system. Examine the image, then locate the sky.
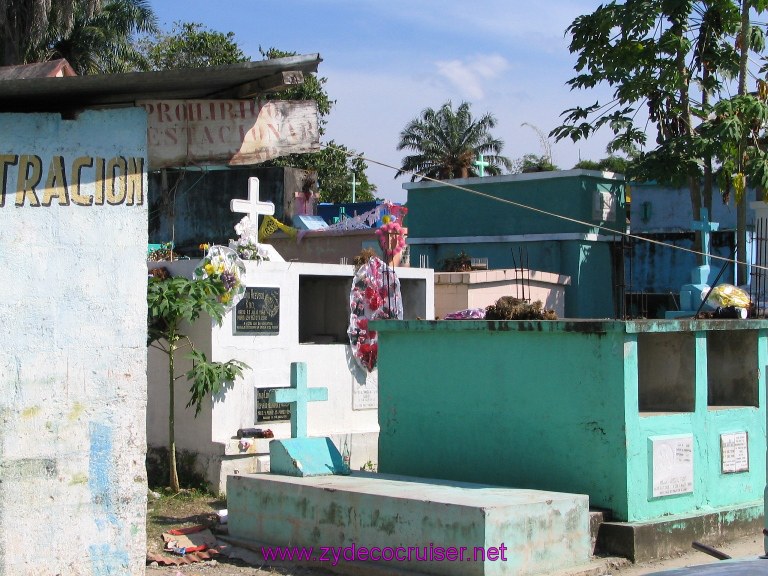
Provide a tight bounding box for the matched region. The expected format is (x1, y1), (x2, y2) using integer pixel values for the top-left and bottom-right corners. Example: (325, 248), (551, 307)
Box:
(151, 1), (617, 203)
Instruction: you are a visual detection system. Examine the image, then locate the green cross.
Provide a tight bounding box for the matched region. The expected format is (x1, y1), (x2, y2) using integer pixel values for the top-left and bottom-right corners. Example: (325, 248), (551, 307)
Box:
(473, 154), (490, 177)
(269, 362), (328, 438)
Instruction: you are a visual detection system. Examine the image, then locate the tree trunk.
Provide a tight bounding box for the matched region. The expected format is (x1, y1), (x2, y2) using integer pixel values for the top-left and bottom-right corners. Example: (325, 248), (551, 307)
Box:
(736, 0), (750, 285)
(168, 341), (180, 493)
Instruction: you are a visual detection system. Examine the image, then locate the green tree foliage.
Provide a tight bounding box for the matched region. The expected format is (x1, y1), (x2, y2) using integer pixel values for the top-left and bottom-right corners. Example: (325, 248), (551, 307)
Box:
(396, 101), (512, 181)
(512, 154), (559, 173)
(259, 48), (376, 203)
(147, 275), (248, 492)
(0, 0), (99, 65)
(0, 0), (156, 73)
(37, 0), (157, 74)
(551, 0), (768, 276)
(139, 21), (247, 70)
(259, 47), (333, 133)
(573, 156), (632, 174)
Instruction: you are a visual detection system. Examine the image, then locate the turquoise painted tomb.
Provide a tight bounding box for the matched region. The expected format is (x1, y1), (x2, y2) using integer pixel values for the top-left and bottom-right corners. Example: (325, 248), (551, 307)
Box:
(371, 318), (767, 560)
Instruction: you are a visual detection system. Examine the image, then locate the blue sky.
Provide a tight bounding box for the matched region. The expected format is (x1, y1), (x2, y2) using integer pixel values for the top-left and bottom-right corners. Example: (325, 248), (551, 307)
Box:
(151, 1), (616, 202)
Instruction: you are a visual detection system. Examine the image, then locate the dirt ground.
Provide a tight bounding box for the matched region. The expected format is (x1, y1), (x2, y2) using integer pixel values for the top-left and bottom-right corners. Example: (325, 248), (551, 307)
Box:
(145, 491), (767, 576)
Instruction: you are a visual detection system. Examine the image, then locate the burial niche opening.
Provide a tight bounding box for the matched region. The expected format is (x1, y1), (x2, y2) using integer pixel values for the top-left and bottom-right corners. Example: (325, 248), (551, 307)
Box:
(299, 275), (350, 344)
(707, 329), (758, 407)
(638, 332), (695, 413)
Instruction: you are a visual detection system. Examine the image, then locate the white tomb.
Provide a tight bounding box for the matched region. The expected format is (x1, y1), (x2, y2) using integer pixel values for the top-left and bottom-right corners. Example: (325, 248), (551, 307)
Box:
(147, 258), (433, 492)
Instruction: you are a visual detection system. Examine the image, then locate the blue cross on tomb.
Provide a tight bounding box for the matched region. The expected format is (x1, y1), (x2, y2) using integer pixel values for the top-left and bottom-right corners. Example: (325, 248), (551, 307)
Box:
(269, 362), (328, 438)
(473, 154), (490, 177)
(692, 208), (719, 267)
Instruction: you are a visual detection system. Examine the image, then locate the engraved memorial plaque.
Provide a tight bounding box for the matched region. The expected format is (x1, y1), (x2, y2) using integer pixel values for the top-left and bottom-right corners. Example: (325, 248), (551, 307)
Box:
(256, 387), (291, 422)
(651, 435), (694, 498)
(235, 287), (279, 334)
(721, 431), (749, 474)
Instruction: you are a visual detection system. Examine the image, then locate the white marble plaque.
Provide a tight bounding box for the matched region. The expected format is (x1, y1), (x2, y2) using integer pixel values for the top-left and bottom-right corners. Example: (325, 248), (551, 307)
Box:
(593, 190), (616, 221)
(353, 370), (378, 410)
(720, 432), (749, 474)
(651, 435), (694, 497)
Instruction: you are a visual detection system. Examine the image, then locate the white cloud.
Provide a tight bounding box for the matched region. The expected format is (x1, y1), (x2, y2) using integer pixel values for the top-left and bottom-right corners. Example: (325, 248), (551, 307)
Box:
(435, 54), (510, 100)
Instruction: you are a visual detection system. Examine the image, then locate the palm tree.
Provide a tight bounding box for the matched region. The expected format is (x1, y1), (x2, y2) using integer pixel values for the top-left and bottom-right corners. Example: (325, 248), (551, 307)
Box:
(36, 0), (158, 74)
(0, 0), (101, 66)
(396, 101), (512, 181)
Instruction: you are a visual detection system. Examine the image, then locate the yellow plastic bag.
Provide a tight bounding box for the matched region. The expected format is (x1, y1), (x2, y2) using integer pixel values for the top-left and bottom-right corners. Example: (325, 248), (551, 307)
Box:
(707, 284), (750, 308)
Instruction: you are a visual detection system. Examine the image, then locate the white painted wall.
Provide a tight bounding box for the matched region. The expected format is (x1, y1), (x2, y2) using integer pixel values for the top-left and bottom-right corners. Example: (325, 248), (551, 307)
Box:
(147, 260), (433, 492)
(0, 109), (148, 575)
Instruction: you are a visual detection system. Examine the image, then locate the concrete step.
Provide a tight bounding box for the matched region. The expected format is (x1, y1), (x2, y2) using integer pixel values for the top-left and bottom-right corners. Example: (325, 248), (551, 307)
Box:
(592, 502), (763, 563)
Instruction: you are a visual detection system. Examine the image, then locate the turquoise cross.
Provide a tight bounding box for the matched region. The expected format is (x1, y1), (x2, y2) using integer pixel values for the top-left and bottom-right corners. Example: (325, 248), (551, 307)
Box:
(269, 362), (328, 438)
(692, 208), (719, 266)
(473, 154), (490, 177)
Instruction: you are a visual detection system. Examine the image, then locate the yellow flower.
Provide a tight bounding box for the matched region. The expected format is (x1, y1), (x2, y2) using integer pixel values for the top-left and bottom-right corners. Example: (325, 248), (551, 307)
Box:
(204, 263), (214, 275)
(382, 215), (392, 224)
(220, 292), (231, 304)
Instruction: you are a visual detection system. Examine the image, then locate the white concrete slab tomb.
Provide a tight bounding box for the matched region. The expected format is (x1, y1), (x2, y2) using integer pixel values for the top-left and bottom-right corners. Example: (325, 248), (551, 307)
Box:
(227, 472), (591, 576)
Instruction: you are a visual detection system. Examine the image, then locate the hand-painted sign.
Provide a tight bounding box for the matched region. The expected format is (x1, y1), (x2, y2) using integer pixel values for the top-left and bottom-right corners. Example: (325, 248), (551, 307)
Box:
(0, 154), (144, 207)
(139, 99), (319, 169)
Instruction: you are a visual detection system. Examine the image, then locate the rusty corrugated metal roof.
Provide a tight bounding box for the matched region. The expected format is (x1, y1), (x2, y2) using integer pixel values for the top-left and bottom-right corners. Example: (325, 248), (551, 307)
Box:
(0, 58), (77, 79)
(0, 54), (322, 113)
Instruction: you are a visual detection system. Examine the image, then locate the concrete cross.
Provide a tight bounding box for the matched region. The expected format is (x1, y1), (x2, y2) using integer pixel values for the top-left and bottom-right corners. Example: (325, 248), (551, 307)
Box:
(269, 362), (328, 438)
(230, 177), (275, 227)
(692, 208), (719, 266)
(473, 154), (490, 177)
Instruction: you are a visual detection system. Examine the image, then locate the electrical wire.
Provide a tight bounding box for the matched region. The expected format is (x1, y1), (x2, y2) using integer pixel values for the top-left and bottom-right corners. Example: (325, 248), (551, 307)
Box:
(319, 142), (768, 273)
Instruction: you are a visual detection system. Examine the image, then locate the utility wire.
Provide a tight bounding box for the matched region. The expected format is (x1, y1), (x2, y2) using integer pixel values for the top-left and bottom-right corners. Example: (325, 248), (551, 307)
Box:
(320, 142), (768, 273)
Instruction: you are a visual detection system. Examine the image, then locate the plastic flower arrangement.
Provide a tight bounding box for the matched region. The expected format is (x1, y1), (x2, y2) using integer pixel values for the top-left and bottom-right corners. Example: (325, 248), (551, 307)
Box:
(193, 245), (246, 309)
(347, 257), (403, 372)
(229, 216), (271, 262)
(375, 215), (406, 261)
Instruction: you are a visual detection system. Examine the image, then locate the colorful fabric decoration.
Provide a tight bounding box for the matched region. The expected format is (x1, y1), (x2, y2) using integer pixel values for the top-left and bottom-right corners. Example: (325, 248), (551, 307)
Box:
(193, 245), (246, 310)
(258, 215), (299, 243)
(444, 308), (486, 320)
(707, 284), (750, 309)
(348, 257), (403, 372)
(376, 220), (406, 260)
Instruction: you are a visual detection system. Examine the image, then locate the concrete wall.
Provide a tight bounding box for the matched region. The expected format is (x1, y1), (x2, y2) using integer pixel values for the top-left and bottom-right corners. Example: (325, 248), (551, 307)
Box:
(270, 228), (383, 264)
(0, 109), (148, 574)
(629, 181), (756, 233)
(434, 268), (571, 318)
(404, 170), (626, 318)
(149, 166), (309, 254)
(373, 319), (767, 523)
(147, 260), (434, 493)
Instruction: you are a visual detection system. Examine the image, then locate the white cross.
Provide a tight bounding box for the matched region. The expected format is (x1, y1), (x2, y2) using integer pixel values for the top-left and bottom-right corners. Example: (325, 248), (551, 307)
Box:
(230, 177), (275, 226)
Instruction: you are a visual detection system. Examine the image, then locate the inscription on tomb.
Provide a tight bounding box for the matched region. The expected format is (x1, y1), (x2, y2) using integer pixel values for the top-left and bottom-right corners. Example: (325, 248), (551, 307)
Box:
(235, 287), (280, 334)
(256, 387), (292, 422)
(651, 435), (694, 498)
(353, 370), (378, 410)
(720, 431), (749, 474)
